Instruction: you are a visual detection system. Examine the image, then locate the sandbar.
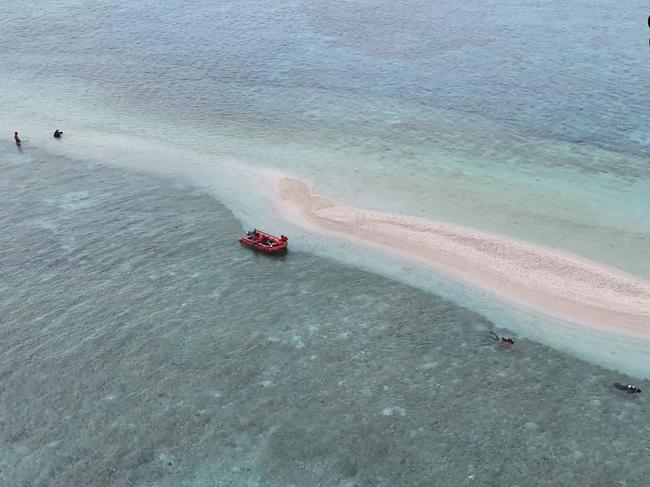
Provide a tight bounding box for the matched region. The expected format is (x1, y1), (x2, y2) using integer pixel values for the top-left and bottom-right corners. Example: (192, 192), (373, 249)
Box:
(275, 177), (650, 338)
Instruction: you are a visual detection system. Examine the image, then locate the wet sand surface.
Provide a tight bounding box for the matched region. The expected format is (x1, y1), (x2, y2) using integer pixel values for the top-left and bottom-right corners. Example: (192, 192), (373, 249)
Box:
(276, 177), (650, 338)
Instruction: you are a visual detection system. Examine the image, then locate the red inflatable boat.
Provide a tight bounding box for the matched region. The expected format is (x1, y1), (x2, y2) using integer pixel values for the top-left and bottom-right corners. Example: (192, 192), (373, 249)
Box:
(239, 229), (288, 254)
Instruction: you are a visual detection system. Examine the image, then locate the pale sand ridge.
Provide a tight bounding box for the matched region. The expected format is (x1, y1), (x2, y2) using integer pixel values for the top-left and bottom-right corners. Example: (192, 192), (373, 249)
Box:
(276, 177), (650, 337)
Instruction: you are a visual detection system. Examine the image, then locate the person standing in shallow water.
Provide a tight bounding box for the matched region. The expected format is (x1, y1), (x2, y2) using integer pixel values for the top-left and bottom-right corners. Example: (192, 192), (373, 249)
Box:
(13, 131), (21, 146)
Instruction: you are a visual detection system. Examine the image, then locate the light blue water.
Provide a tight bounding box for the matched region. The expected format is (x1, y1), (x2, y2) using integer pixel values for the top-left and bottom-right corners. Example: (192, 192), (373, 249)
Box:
(1, 0), (649, 277)
(2, 152), (649, 486)
(1, 1), (650, 485)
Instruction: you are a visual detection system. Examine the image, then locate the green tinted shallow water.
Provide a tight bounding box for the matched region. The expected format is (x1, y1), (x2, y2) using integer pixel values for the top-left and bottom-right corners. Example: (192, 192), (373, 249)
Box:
(2, 78), (649, 279)
(1, 0), (650, 484)
(1, 0), (650, 279)
(1, 155), (649, 486)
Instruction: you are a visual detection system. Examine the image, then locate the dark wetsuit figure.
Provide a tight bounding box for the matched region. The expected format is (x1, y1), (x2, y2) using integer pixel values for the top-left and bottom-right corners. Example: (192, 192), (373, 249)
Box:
(53, 129), (63, 138)
(614, 383), (641, 394)
(14, 131), (21, 146)
(489, 331), (514, 345)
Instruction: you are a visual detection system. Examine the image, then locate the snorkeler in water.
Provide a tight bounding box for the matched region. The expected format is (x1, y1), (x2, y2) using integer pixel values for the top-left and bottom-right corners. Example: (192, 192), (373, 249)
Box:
(613, 383), (641, 394)
(489, 331), (514, 345)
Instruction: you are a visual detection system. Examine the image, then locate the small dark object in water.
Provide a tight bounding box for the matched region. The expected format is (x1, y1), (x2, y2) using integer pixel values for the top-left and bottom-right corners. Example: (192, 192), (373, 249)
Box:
(14, 131), (21, 146)
(614, 383), (641, 394)
(53, 129), (63, 138)
(489, 331), (514, 345)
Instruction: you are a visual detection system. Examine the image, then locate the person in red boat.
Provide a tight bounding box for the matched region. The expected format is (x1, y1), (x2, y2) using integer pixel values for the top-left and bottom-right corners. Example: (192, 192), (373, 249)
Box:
(489, 331), (514, 345)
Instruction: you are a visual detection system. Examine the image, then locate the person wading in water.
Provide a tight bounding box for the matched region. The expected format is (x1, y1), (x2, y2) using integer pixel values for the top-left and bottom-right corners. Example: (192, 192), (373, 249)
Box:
(489, 331), (514, 345)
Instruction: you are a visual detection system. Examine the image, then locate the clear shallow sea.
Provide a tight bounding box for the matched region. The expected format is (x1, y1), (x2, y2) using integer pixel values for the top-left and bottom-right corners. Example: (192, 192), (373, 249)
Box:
(2, 154), (650, 486)
(1, 0), (650, 485)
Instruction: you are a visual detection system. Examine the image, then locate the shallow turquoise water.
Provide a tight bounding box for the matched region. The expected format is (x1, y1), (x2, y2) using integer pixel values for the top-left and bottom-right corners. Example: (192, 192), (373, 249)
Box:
(2, 154), (649, 486)
(0, 0), (649, 276)
(1, 1), (650, 485)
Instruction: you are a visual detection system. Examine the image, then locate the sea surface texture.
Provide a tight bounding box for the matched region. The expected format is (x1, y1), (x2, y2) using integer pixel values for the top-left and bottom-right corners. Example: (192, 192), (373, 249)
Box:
(1, 1), (649, 485)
